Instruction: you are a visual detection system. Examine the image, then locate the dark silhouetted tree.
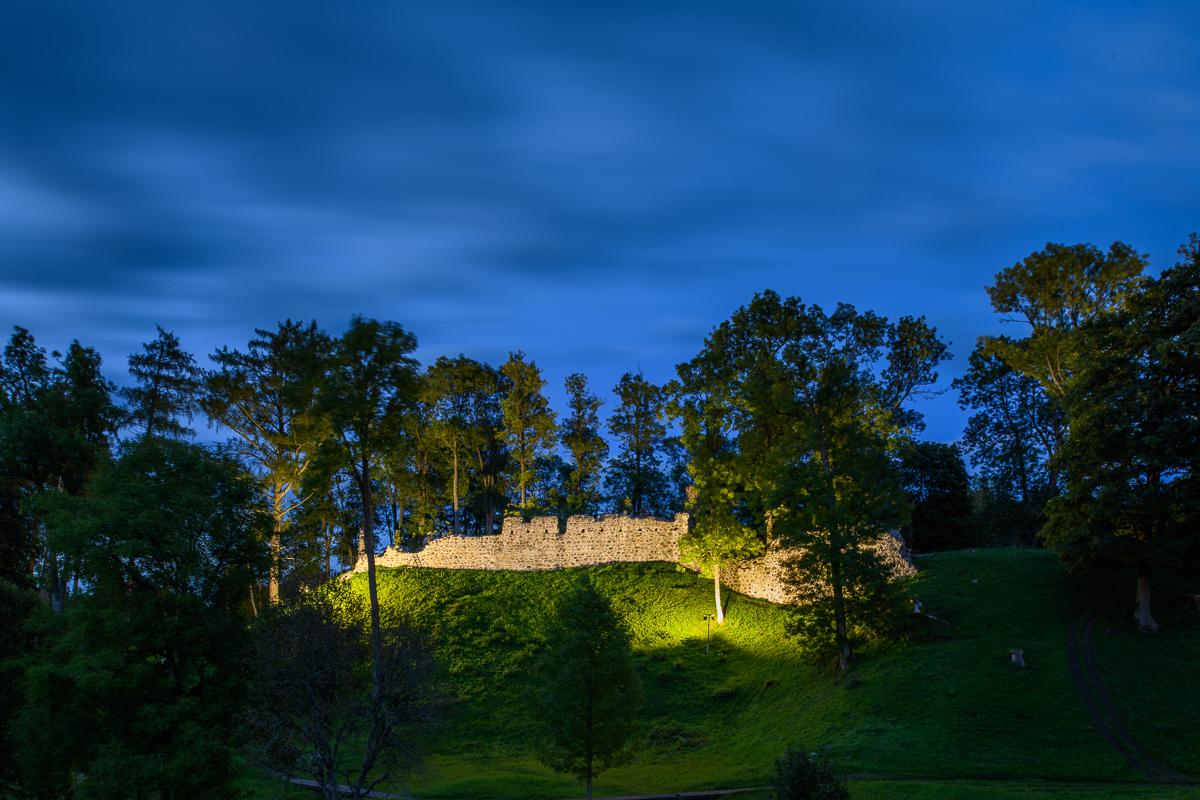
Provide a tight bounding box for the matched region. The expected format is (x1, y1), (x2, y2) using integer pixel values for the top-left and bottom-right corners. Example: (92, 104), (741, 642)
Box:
(123, 325), (201, 439)
(15, 439), (268, 799)
(536, 577), (642, 800)
(954, 341), (1064, 545)
(559, 372), (607, 517)
(1044, 237), (1200, 630)
(605, 371), (669, 516)
(898, 441), (972, 552)
(249, 581), (438, 800)
(320, 317), (419, 699)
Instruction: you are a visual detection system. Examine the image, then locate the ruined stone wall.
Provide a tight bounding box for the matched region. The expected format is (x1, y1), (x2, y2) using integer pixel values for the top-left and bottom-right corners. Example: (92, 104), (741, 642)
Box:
(353, 513), (915, 605)
(367, 514), (688, 572)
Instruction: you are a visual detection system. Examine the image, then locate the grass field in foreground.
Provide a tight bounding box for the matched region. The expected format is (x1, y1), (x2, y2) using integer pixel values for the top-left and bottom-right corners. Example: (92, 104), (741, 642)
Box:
(246, 548), (1198, 799)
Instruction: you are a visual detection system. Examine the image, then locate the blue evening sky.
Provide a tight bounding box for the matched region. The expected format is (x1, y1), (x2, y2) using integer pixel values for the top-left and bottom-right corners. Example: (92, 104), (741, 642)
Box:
(2, 1), (1198, 442)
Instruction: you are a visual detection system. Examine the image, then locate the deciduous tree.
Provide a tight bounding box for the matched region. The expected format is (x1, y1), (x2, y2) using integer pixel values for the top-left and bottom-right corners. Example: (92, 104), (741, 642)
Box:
(677, 292), (946, 668)
(15, 439), (268, 799)
(1044, 237), (1200, 630)
(985, 241), (1146, 398)
(954, 340), (1064, 544)
(249, 581), (438, 800)
(898, 441), (973, 552)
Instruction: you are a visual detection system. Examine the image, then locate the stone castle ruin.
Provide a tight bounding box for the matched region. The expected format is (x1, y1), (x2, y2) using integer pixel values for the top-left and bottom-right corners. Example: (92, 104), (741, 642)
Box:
(352, 513), (915, 604)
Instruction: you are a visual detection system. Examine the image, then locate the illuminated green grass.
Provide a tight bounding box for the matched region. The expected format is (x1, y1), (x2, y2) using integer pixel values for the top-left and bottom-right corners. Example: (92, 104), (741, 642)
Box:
(246, 550), (1198, 799)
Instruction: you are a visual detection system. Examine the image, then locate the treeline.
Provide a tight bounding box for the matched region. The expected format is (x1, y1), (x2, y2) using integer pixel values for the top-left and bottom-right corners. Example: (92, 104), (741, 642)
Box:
(904, 236), (1200, 633)
(0, 233), (1196, 797)
(0, 319), (689, 605)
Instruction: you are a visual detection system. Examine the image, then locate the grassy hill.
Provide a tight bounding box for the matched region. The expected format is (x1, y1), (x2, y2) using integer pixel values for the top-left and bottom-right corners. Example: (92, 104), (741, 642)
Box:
(245, 549), (1200, 799)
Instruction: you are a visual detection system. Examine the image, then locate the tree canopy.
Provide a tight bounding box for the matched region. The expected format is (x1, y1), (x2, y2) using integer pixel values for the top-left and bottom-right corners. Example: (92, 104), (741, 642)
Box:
(1043, 237), (1200, 629)
(536, 577), (642, 800)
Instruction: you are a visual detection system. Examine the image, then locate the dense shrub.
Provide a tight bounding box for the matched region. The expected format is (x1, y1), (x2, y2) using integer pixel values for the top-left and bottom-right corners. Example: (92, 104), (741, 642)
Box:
(773, 745), (848, 800)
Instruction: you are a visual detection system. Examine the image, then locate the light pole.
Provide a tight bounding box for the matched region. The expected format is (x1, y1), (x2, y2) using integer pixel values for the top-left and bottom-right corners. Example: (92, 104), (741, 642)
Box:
(703, 613), (716, 654)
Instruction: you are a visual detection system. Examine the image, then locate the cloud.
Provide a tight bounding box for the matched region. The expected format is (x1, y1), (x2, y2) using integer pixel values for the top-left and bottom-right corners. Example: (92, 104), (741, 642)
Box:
(1, 0), (1199, 442)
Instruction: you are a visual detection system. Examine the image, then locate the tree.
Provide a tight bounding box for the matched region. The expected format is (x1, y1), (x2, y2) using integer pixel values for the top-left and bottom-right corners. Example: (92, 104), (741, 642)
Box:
(321, 316), (419, 697)
(536, 577), (642, 800)
(954, 340), (1064, 545)
(898, 442), (973, 552)
(1043, 237), (1200, 631)
(14, 439), (268, 799)
(0, 326), (50, 410)
(123, 325), (201, 439)
(460, 366), (507, 534)
(677, 292), (947, 668)
(424, 356), (497, 534)
(559, 372), (608, 517)
(0, 330), (120, 598)
(605, 371), (670, 516)
(985, 241), (1146, 398)
(671, 357), (762, 624)
(499, 352), (556, 511)
(0, 579), (39, 792)
(203, 320), (330, 604)
(249, 581), (438, 800)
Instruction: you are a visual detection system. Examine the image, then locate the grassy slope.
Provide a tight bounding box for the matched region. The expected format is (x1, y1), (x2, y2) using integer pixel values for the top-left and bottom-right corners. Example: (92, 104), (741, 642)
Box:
(1091, 574), (1200, 778)
(251, 550), (1196, 799)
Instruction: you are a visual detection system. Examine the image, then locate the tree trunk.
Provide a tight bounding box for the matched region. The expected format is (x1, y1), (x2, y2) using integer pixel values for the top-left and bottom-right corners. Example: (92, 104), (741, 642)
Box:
(360, 461), (385, 699)
(831, 566), (852, 670)
(324, 521), (333, 578)
(520, 454), (527, 508)
(269, 482), (284, 604)
(713, 563), (725, 624)
(452, 445), (460, 535)
(585, 774), (592, 800)
(1134, 568), (1160, 631)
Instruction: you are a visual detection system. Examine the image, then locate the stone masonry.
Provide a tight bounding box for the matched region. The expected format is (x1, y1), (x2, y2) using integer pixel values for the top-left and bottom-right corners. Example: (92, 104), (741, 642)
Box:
(352, 513), (915, 605)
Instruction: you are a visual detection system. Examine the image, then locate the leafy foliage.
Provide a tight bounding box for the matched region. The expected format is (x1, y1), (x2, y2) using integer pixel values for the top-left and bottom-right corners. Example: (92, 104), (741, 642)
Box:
(772, 745), (849, 800)
(898, 442), (973, 552)
(1043, 237), (1200, 628)
(249, 581), (438, 799)
(605, 371), (671, 516)
(424, 355), (502, 534)
(499, 351), (556, 511)
(674, 291), (946, 667)
(557, 372), (608, 517)
(0, 329), (120, 595)
(954, 342), (1063, 546)
(985, 241), (1147, 397)
(535, 576), (643, 799)
(203, 319), (331, 603)
(14, 439), (268, 799)
(122, 325), (201, 439)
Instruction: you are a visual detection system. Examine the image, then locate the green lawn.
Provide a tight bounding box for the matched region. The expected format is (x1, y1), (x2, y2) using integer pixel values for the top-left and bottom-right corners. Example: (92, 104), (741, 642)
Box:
(245, 549), (1198, 799)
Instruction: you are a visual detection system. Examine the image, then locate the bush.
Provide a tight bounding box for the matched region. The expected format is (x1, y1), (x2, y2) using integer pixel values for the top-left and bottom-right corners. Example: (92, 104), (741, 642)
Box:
(773, 745), (849, 800)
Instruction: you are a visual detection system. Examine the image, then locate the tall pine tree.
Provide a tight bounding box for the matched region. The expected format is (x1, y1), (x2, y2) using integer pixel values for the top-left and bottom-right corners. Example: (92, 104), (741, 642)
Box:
(123, 326), (200, 440)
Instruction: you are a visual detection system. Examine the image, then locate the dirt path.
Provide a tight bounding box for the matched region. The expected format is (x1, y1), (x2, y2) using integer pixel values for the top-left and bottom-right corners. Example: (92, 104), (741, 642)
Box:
(1065, 589), (1192, 784)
